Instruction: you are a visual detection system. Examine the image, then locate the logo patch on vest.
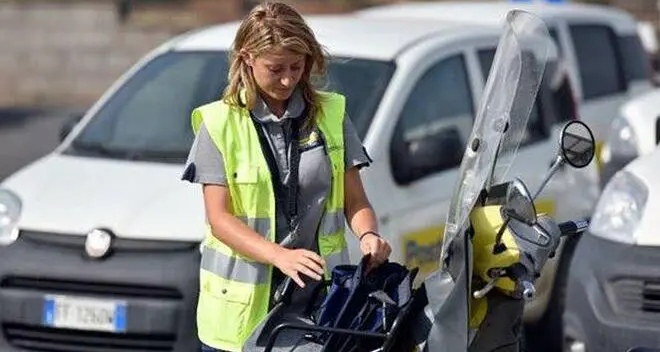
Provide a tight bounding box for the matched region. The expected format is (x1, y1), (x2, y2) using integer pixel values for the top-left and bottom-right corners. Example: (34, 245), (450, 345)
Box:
(299, 130), (323, 151)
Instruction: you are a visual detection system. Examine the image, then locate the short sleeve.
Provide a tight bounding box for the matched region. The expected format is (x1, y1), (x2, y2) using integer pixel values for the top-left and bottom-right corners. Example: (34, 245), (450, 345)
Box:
(181, 121), (227, 185)
(343, 114), (372, 170)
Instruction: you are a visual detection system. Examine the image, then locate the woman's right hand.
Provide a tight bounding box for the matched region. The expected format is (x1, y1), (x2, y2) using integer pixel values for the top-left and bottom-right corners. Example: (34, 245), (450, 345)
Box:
(272, 248), (326, 288)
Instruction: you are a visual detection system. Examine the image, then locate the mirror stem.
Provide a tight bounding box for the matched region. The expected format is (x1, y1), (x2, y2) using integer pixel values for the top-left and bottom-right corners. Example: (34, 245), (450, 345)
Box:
(493, 217), (511, 254)
(533, 155), (563, 201)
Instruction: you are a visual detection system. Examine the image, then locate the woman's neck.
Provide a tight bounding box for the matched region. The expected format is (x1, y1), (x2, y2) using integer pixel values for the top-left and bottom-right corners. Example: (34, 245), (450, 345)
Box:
(257, 91), (286, 119)
(266, 100), (286, 119)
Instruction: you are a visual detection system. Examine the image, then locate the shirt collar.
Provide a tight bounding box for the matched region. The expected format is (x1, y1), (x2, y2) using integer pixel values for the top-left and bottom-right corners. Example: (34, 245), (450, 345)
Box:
(251, 87), (306, 124)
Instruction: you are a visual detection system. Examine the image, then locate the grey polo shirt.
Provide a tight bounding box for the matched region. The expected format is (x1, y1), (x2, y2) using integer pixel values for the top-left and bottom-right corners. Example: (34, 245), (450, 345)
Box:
(182, 89), (371, 253)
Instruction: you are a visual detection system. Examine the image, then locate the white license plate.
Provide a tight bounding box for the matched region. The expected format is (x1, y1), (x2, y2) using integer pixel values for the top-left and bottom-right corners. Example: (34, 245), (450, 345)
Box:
(42, 295), (126, 333)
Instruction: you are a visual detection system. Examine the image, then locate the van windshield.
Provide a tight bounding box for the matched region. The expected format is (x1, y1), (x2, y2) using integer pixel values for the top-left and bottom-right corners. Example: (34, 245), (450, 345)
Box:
(64, 51), (394, 163)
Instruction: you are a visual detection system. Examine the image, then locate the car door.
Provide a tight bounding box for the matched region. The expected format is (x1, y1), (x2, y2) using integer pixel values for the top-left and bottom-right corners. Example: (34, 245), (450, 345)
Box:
(373, 50), (477, 276)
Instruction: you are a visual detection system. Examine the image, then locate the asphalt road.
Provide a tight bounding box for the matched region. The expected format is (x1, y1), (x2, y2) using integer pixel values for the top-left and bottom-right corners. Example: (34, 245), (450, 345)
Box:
(0, 109), (82, 182)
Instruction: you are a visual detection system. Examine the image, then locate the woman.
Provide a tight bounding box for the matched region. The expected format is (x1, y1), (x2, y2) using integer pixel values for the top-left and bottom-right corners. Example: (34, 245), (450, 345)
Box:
(181, 2), (392, 351)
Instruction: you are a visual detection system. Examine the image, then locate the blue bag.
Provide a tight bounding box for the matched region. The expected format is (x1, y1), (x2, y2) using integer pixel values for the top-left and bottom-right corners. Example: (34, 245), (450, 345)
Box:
(312, 255), (418, 351)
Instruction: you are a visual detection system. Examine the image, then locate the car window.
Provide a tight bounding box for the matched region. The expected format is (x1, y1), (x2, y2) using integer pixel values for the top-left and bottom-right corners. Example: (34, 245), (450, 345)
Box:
(477, 48), (550, 145)
(322, 58), (395, 139)
(390, 54), (473, 185)
(66, 51), (394, 163)
(570, 25), (626, 100)
(66, 51), (226, 162)
(477, 49), (496, 83)
(548, 27), (562, 56)
(618, 34), (652, 83)
(478, 28), (561, 83)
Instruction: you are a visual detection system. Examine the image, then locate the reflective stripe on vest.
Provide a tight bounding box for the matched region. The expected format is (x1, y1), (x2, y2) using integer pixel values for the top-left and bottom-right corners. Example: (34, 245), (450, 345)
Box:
(191, 91), (348, 351)
(200, 245), (270, 284)
(320, 210), (345, 236)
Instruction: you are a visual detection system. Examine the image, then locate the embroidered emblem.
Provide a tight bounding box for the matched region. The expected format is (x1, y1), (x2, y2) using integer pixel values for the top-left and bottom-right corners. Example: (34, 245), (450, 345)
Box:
(299, 130), (322, 149)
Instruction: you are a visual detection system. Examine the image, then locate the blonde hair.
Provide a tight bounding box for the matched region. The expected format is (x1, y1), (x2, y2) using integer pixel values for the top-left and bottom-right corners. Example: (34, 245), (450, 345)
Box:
(223, 1), (329, 126)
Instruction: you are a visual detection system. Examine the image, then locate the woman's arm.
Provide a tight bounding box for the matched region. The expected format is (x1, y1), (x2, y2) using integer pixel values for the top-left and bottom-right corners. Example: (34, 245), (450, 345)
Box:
(344, 167), (391, 265)
(203, 184), (283, 265)
(344, 167), (379, 238)
(203, 184), (325, 287)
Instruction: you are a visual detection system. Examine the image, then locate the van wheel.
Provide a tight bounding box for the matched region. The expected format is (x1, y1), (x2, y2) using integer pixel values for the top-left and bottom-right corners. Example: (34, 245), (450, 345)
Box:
(523, 234), (580, 352)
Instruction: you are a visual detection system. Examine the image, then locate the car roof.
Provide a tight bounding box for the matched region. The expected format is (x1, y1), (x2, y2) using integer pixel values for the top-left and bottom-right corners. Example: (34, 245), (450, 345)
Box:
(170, 14), (497, 60)
(357, 1), (639, 34)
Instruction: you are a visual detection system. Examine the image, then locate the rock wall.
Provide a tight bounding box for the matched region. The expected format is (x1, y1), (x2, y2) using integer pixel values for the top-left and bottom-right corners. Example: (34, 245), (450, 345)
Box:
(1, 0), (657, 109)
(0, 1), (176, 108)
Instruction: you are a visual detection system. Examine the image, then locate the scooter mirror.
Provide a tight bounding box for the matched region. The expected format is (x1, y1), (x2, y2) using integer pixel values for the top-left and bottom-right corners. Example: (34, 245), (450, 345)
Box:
(532, 120), (596, 201)
(503, 178), (537, 225)
(560, 120), (595, 169)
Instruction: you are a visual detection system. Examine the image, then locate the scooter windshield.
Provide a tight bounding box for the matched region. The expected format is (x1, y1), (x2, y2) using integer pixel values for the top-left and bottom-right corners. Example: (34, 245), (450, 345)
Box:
(440, 10), (556, 261)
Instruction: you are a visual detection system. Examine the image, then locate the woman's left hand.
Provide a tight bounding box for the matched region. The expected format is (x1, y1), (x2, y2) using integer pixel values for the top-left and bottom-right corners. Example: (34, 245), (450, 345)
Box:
(359, 232), (392, 269)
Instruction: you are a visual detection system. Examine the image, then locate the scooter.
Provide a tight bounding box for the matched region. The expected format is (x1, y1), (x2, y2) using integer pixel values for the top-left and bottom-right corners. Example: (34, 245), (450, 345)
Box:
(422, 118), (595, 352)
(242, 10), (597, 352)
(415, 9), (596, 352)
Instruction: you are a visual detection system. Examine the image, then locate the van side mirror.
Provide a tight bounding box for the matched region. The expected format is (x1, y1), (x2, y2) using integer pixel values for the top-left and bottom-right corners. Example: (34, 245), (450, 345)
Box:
(393, 127), (464, 185)
(59, 114), (84, 142)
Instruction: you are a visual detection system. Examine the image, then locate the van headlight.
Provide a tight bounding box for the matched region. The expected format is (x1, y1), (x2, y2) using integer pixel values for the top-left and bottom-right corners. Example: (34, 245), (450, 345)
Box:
(589, 171), (647, 244)
(0, 189), (21, 246)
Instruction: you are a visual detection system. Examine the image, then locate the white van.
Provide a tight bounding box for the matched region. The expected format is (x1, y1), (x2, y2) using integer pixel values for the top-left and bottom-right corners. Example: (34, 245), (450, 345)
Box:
(564, 144), (660, 352)
(357, 1), (657, 168)
(0, 14), (594, 351)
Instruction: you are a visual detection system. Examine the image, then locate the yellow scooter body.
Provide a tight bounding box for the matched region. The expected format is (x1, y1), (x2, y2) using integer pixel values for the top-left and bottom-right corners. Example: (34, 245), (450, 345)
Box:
(470, 205), (521, 293)
(469, 205), (521, 328)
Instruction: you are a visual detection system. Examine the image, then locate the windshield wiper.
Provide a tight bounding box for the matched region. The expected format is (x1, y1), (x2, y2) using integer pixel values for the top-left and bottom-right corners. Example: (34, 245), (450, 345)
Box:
(126, 149), (189, 163)
(68, 140), (187, 163)
(69, 140), (125, 157)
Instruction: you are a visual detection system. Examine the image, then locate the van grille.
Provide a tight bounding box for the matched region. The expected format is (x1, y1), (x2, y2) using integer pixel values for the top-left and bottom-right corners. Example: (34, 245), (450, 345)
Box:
(611, 279), (660, 322)
(2, 324), (175, 351)
(0, 277), (182, 300)
(643, 281), (660, 313)
(19, 230), (197, 252)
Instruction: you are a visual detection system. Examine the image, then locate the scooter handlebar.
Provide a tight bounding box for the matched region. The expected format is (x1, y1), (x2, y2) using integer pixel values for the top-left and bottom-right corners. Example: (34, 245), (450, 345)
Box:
(508, 264), (536, 301)
(558, 218), (590, 236)
(520, 280), (536, 301)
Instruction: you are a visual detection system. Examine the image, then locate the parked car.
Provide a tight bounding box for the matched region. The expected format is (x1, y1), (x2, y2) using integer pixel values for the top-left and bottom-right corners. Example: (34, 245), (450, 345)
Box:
(0, 13), (593, 351)
(564, 144), (660, 352)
